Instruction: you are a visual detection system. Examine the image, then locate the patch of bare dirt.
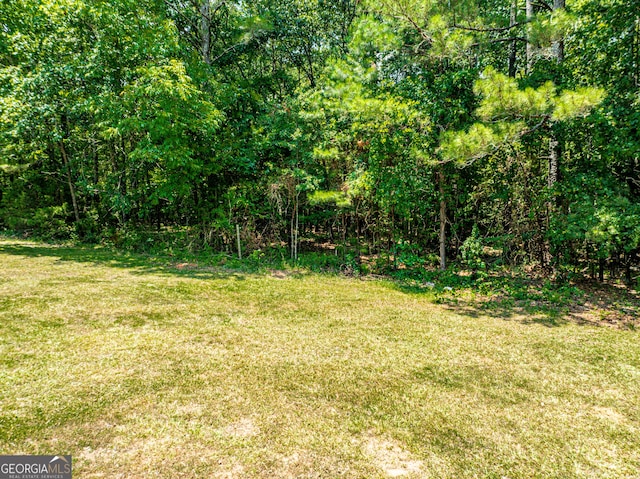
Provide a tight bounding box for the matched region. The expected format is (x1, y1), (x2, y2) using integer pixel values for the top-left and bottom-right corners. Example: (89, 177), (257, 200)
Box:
(563, 281), (639, 329)
(213, 464), (245, 478)
(270, 270), (292, 279)
(222, 418), (260, 438)
(363, 434), (424, 477)
(174, 262), (198, 270)
(440, 279), (639, 330)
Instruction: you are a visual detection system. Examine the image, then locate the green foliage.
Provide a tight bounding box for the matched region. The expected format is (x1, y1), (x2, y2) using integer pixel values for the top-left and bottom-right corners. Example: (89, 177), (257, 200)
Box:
(584, 197), (640, 256)
(439, 122), (524, 164)
(349, 14), (401, 62)
(119, 59), (222, 207)
(551, 87), (606, 121)
(308, 190), (351, 208)
(0, 0), (638, 284)
(441, 67), (604, 163)
(528, 9), (576, 48)
(474, 69), (557, 120)
(460, 225), (486, 272)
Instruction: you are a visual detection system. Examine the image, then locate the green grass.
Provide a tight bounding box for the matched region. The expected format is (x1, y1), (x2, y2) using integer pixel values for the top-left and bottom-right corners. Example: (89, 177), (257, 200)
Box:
(0, 239), (639, 478)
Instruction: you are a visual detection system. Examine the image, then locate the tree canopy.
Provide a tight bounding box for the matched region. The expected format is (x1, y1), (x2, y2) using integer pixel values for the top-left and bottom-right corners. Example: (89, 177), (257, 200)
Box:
(1, 0), (638, 280)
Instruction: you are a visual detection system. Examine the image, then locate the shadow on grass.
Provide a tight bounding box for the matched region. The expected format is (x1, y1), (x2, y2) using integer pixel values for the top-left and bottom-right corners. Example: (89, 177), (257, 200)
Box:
(387, 277), (639, 330)
(388, 281), (568, 327)
(440, 297), (568, 328)
(0, 241), (253, 282)
(2, 239), (637, 330)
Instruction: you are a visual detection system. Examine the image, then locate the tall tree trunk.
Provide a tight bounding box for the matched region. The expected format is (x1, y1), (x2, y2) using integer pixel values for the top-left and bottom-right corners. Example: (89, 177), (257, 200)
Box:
(552, 0), (565, 63)
(548, 135), (560, 191)
(438, 169), (446, 271)
(200, 0), (211, 65)
(509, 0), (518, 77)
(290, 192), (299, 261)
(526, 0), (534, 72)
(290, 206), (295, 260)
(635, 17), (640, 88)
(545, 0), (565, 270)
(545, 132), (560, 270)
(294, 192), (299, 261)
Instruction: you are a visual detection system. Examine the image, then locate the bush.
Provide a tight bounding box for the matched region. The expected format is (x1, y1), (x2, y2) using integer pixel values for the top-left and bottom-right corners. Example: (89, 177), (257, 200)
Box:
(27, 205), (74, 240)
(460, 225), (486, 273)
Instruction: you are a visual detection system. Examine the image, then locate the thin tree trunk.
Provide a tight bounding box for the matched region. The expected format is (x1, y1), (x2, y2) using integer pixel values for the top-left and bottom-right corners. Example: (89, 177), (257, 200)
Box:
(635, 17), (640, 88)
(236, 223), (242, 259)
(552, 0), (565, 63)
(548, 136), (559, 189)
(509, 0), (518, 77)
(200, 0), (211, 65)
(549, 0), (566, 180)
(438, 169), (446, 271)
(290, 192), (300, 261)
(546, 0), (565, 271)
(290, 208), (295, 260)
(526, 0), (534, 72)
(391, 206), (397, 270)
(294, 193), (299, 261)
(58, 141), (80, 224)
(599, 257), (605, 282)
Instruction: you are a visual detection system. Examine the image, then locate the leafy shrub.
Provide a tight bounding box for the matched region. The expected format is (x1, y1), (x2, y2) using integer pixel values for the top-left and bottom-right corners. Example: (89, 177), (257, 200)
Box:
(27, 205), (74, 240)
(460, 225), (486, 273)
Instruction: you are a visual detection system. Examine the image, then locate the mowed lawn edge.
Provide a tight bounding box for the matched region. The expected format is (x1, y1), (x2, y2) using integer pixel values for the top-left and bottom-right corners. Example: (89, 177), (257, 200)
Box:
(0, 240), (638, 478)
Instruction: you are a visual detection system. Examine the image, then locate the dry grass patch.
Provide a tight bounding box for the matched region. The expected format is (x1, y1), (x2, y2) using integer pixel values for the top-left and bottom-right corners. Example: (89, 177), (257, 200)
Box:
(363, 434), (424, 477)
(0, 239), (639, 478)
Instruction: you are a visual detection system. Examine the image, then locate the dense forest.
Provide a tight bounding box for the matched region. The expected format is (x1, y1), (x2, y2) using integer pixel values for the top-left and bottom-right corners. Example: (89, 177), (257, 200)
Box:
(1, 0), (639, 281)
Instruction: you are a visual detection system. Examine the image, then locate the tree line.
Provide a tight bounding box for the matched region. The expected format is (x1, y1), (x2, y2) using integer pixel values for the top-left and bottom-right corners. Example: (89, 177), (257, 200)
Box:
(1, 0), (639, 281)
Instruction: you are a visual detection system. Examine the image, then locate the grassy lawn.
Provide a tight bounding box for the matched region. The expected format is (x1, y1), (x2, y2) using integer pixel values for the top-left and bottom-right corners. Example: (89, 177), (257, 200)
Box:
(0, 239), (639, 478)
